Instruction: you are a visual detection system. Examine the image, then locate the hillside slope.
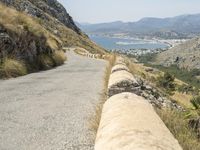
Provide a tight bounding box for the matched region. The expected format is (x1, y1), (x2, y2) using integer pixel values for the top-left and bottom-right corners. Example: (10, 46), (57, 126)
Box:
(155, 37), (200, 70)
(1, 0), (81, 34)
(0, 0), (105, 77)
(0, 0), (105, 54)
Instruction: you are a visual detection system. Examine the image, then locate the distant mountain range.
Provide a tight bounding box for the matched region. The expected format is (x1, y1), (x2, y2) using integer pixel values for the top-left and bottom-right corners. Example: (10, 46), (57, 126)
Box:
(77, 14), (200, 39)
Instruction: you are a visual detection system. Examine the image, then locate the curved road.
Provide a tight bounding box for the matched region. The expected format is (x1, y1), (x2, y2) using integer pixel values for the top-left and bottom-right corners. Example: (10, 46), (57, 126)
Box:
(0, 51), (106, 150)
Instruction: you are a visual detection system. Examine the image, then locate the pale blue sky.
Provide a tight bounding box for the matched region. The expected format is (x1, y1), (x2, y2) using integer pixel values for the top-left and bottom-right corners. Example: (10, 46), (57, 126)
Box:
(58, 0), (200, 23)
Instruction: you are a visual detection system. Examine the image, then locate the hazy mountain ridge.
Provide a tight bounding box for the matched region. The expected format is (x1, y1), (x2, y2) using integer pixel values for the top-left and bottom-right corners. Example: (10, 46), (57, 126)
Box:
(78, 14), (200, 39)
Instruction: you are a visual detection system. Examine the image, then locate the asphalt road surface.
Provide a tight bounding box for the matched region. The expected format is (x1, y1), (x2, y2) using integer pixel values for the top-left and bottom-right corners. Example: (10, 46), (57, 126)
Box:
(0, 51), (106, 150)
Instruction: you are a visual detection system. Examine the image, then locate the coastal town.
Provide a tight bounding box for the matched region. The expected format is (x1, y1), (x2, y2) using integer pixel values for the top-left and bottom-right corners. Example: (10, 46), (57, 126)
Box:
(111, 47), (166, 56)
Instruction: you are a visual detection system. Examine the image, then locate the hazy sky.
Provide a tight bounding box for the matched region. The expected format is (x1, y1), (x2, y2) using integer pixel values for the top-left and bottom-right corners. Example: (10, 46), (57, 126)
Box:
(58, 0), (200, 23)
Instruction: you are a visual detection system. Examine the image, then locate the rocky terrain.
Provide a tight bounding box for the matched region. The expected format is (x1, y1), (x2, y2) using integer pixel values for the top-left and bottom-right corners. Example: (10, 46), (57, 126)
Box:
(155, 37), (200, 70)
(1, 0), (80, 34)
(0, 0), (106, 53)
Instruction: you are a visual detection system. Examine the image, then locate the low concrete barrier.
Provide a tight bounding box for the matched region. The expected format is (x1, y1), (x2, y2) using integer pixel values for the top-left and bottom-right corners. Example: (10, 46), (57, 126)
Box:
(111, 64), (130, 73)
(108, 70), (139, 97)
(115, 57), (126, 65)
(74, 47), (101, 59)
(95, 92), (182, 150)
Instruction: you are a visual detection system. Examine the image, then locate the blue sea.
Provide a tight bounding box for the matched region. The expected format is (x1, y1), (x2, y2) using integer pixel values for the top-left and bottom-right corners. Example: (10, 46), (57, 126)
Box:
(89, 35), (168, 50)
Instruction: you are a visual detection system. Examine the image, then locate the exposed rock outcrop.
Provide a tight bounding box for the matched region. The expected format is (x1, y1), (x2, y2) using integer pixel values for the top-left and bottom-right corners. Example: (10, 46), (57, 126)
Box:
(0, 0), (81, 34)
(0, 0), (105, 77)
(135, 77), (183, 110)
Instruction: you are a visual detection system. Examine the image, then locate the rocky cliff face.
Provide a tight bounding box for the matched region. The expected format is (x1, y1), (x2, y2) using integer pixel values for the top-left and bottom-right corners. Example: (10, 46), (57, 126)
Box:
(0, 23), (52, 64)
(0, 0), (81, 34)
(0, 0), (104, 60)
(0, 0), (105, 77)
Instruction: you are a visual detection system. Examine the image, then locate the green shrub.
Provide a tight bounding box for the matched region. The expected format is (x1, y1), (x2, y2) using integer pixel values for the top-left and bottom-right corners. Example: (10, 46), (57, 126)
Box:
(191, 96), (200, 110)
(148, 65), (200, 89)
(157, 72), (175, 94)
(178, 85), (194, 94)
(136, 53), (157, 63)
(0, 58), (27, 78)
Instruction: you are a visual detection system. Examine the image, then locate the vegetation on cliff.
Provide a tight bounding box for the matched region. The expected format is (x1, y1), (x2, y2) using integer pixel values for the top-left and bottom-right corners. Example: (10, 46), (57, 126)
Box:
(0, 0), (105, 78)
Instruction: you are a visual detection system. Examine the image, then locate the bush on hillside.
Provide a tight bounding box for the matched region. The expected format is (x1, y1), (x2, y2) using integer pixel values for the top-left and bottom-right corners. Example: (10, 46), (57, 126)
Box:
(52, 50), (67, 66)
(191, 96), (200, 110)
(38, 51), (67, 70)
(136, 53), (157, 64)
(149, 65), (200, 89)
(0, 58), (27, 78)
(157, 72), (176, 94)
(178, 85), (195, 94)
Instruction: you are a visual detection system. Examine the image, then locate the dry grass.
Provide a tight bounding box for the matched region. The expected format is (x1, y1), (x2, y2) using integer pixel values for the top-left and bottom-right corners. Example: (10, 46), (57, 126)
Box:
(127, 60), (160, 81)
(89, 92), (107, 134)
(172, 92), (193, 109)
(0, 4), (61, 51)
(52, 50), (67, 66)
(0, 58), (27, 78)
(38, 54), (54, 70)
(157, 109), (200, 150)
(74, 47), (88, 56)
(89, 54), (116, 135)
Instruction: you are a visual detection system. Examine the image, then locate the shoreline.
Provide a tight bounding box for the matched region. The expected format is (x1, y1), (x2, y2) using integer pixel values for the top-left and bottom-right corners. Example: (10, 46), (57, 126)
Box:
(89, 34), (188, 49)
